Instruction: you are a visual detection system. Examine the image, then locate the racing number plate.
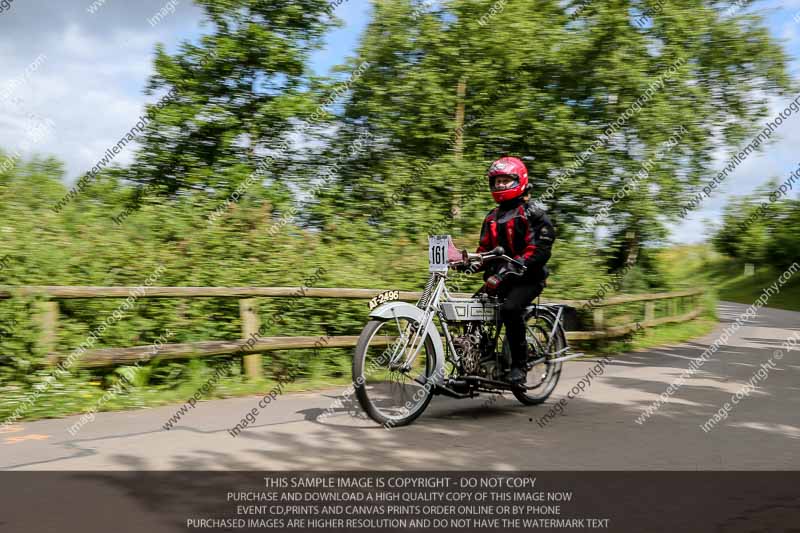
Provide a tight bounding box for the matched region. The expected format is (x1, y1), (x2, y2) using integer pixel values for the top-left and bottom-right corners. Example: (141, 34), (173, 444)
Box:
(368, 290), (400, 310)
(429, 235), (449, 273)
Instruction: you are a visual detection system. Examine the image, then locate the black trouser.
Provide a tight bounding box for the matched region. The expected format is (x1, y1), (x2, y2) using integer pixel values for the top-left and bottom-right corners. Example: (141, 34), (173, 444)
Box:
(497, 279), (544, 368)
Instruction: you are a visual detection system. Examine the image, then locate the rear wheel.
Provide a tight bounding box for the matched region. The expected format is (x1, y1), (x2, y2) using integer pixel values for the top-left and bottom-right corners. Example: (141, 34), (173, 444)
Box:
(353, 318), (436, 427)
(513, 311), (564, 405)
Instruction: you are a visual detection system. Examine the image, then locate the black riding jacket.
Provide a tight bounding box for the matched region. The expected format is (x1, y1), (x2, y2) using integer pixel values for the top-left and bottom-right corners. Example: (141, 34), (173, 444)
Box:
(475, 197), (556, 283)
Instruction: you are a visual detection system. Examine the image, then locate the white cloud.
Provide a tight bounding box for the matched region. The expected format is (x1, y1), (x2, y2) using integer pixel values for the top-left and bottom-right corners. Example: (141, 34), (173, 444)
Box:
(672, 0), (800, 244)
(673, 90), (800, 244)
(0, 0), (204, 182)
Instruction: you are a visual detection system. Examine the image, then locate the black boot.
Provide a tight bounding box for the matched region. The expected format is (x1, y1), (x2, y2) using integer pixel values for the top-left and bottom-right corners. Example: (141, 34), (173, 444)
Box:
(508, 366), (527, 385)
(508, 339), (529, 385)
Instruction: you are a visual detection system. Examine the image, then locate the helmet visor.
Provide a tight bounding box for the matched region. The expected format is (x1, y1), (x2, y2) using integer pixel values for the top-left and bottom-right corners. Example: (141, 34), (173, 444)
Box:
(490, 174), (519, 191)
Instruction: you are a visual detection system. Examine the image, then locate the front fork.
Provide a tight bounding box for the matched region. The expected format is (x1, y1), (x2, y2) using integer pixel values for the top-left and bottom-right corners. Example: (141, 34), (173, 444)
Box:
(388, 275), (446, 371)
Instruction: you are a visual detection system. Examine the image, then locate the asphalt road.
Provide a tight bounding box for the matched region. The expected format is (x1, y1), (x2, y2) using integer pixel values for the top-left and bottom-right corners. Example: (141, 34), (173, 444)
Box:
(3, 302), (798, 471)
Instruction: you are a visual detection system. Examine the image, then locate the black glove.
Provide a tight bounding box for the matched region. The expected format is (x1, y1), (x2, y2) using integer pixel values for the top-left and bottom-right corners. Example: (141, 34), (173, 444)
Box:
(484, 264), (523, 293)
(450, 261), (469, 272)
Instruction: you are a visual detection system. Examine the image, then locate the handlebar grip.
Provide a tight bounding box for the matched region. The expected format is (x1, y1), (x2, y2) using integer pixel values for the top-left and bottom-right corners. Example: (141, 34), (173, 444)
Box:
(488, 246), (505, 257)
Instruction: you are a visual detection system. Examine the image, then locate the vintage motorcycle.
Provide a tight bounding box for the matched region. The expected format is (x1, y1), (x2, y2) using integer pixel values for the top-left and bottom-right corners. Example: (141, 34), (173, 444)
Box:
(353, 235), (581, 427)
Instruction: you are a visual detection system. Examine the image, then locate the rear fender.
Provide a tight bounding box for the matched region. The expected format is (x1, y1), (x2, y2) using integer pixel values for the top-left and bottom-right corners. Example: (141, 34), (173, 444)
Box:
(522, 304), (569, 351)
(527, 304), (579, 331)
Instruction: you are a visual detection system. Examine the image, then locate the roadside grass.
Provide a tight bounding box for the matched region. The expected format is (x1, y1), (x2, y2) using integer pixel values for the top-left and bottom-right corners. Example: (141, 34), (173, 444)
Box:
(592, 317), (717, 356)
(587, 290), (718, 356)
(656, 244), (800, 311)
(713, 264), (800, 312)
(656, 243), (723, 288)
(3, 351), (357, 424)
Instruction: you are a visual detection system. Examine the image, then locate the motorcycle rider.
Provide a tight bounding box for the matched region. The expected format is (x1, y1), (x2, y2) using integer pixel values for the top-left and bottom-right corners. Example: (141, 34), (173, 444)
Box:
(473, 156), (556, 385)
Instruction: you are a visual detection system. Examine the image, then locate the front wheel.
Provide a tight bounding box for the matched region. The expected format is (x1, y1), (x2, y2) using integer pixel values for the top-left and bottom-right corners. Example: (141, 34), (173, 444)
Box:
(353, 318), (436, 428)
(513, 310), (564, 405)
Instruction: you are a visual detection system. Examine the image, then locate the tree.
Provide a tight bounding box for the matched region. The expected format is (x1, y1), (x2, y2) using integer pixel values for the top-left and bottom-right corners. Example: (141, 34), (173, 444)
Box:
(128, 0), (338, 199)
(312, 0), (791, 264)
(712, 180), (799, 268)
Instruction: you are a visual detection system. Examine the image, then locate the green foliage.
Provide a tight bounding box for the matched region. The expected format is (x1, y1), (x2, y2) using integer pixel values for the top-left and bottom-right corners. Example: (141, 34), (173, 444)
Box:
(711, 182), (800, 269)
(2, 0), (793, 421)
(129, 0), (338, 196)
(314, 0), (791, 254)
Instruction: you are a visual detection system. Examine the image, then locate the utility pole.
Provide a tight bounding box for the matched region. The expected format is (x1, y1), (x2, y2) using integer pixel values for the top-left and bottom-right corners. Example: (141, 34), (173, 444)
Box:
(451, 76), (467, 218)
(454, 76), (466, 161)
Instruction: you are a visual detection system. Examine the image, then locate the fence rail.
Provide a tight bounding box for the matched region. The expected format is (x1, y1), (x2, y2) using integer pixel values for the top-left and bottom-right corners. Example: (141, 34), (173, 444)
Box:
(0, 285), (706, 377)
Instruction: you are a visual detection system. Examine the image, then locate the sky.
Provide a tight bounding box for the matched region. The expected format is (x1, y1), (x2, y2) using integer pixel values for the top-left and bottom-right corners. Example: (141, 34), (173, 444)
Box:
(0, 0), (798, 244)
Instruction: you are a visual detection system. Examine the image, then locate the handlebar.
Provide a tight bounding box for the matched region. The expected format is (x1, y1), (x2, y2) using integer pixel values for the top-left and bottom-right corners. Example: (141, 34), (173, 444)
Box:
(449, 245), (527, 272)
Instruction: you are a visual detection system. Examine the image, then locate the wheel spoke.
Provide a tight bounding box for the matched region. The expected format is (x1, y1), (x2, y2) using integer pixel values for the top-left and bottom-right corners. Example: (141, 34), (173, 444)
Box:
(357, 318), (434, 424)
(515, 315), (563, 401)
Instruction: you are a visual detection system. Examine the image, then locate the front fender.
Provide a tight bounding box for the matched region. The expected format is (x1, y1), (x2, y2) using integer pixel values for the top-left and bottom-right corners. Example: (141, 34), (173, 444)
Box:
(368, 301), (446, 386)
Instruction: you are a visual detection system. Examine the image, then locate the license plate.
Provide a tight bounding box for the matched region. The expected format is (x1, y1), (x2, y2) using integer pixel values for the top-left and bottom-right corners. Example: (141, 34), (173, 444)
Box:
(368, 290), (400, 310)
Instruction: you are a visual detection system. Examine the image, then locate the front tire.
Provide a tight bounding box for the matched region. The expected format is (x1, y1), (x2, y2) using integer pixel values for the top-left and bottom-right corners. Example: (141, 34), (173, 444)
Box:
(353, 318), (436, 428)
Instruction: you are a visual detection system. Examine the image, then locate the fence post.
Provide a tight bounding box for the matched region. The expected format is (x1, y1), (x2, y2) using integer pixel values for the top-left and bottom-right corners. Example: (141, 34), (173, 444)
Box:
(593, 308), (605, 331)
(644, 301), (655, 323)
(37, 300), (59, 355)
(239, 298), (262, 379)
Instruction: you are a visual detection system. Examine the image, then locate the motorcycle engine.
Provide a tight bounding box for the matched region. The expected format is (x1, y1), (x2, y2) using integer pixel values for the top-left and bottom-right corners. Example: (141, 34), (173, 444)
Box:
(479, 360), (500, 381)
(452, 332), (482, 375)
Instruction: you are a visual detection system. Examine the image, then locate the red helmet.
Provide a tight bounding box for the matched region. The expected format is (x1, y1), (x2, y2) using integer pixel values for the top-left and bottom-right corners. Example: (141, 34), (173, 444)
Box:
(487, 156), (529, 203)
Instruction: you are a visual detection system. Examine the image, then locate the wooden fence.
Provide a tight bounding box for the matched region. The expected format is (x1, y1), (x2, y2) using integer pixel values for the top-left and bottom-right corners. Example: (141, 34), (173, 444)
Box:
(0, 286), (705, 378)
